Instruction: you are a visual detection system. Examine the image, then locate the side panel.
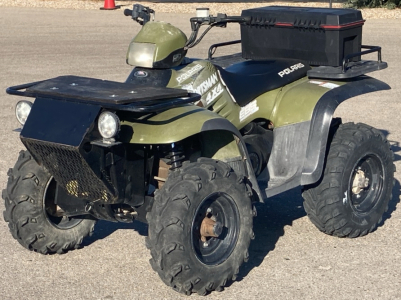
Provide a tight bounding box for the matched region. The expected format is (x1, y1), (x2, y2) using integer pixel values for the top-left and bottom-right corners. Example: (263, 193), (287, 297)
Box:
(261, 121), (310, 198)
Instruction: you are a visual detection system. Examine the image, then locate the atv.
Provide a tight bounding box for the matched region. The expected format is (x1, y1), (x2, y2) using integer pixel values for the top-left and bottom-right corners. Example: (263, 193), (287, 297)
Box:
(3, 4), (395, 295)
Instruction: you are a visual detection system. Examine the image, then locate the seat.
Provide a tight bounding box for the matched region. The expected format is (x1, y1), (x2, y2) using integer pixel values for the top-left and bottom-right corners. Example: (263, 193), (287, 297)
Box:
(216, 60), (310, 107)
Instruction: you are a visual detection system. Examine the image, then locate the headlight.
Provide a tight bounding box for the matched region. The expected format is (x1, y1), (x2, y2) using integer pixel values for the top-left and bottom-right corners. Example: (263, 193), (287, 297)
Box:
(15, 100), (33, 125)
(98, 111), (120, 139)
(126, 42), (156, 68)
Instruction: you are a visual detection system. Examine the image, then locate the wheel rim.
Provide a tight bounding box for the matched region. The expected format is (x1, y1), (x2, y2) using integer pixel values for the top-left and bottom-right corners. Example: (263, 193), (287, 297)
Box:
(191, 192), (240, 266)
(43, 177), (83, 229)
(349, 154), (384, 214)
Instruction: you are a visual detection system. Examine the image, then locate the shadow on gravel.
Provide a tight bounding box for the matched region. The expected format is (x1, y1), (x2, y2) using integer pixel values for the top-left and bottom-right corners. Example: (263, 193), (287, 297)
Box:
(381, 179), (400, 226)
(389, 140), (401, 162)
(82, 219), (148, 247)
(235, 186), (306, 282)
(380, 129), (400, 162)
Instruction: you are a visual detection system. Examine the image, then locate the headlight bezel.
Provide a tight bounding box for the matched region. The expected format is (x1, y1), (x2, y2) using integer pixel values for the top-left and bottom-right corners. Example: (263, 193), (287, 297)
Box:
(15, 100), (33, 126)
(97, 111), (120, 140)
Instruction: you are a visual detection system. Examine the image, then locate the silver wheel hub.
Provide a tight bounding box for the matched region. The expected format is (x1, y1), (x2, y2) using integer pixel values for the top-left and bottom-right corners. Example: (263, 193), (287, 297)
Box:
(352, 169), (369, 195)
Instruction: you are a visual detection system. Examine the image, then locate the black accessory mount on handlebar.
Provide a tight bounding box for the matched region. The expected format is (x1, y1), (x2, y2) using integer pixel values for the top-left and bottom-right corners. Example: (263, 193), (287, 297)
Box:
(124, 4), (155, 25)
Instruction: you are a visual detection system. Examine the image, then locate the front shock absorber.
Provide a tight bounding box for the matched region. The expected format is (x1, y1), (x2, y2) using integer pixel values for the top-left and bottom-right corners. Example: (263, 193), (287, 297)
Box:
(166, 142), (185, 170)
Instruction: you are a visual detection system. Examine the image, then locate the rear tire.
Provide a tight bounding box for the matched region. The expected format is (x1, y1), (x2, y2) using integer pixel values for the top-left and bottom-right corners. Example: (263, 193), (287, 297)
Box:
(2, 150), (96, 254)
(302, 123), (395, 238)
(146, 158), (253, 295)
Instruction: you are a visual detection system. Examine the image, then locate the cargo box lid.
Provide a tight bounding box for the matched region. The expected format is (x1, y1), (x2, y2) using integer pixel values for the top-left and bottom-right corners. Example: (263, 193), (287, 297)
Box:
(241, 6), (364, 29)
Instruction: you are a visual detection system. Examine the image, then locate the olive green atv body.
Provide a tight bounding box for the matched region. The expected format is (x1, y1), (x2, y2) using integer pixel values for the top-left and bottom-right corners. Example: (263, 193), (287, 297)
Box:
(3, 4), (395, 296)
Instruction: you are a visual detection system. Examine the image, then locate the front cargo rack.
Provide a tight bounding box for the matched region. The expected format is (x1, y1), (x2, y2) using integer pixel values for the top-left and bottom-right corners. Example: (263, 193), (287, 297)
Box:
(6, 75), (200, 113)
(307, 45), (387, 79)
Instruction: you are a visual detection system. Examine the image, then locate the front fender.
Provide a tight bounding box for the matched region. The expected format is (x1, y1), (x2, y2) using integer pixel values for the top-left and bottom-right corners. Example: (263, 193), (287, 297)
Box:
(120, 105), (223, 144)
(120, 105), (262, 201)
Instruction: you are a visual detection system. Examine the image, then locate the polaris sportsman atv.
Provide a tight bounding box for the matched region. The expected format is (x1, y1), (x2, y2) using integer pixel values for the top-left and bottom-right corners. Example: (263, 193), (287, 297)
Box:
(3, 4), (395, 295)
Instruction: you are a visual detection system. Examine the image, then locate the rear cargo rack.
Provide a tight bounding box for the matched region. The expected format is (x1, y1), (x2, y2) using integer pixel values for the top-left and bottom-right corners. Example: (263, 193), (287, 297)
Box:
(6, 76), (201, 113)
(307, 45), (387, 79)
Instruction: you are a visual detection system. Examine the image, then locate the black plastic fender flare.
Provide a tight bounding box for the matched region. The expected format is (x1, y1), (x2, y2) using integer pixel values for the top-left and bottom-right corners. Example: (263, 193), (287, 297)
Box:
(301, 75), (391, 185)
(201, 118), (263, 202)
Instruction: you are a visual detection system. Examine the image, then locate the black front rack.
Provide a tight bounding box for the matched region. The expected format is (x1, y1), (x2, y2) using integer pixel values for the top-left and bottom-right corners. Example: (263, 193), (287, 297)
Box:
(6, 75), (201, 113)
(307, 45), (387, 79)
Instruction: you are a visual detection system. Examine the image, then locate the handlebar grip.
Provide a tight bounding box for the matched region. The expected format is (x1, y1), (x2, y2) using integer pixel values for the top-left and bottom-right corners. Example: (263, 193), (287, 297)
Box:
(124, 9), (133, 16)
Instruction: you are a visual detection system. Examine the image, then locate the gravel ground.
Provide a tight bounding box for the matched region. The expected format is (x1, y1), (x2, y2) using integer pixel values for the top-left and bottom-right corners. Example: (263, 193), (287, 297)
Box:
(1, 0), (400, 18)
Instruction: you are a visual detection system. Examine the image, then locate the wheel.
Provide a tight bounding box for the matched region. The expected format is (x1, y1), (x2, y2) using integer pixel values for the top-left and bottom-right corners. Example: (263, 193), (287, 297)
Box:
(302, 122), (395, 238)
(2, 150), (96, 254)
(146, 158), (254, 295)
(246, 143), (265, 177)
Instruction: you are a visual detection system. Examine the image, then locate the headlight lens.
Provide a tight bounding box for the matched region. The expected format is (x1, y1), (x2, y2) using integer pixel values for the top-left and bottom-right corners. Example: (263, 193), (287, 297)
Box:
(98, 111), (120, 139)
(15, 100), (33, 125)
(126, 42), (156, 68)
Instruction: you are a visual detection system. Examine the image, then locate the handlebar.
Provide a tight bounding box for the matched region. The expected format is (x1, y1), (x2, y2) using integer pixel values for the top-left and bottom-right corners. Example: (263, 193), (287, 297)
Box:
(123, 9), (132, 17)
(124, 4), (248, 50)
(186, 14), (249, 49)
(190, 15), (250, 27)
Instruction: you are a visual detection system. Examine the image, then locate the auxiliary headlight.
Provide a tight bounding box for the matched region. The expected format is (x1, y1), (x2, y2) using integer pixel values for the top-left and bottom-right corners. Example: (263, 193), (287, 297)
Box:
(98, 111), (120, 139)
(15, 100), (33, 126)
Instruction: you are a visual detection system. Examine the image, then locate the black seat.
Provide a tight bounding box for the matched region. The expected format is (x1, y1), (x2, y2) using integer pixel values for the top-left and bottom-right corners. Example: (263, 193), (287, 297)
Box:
(216, 60), (310, 107)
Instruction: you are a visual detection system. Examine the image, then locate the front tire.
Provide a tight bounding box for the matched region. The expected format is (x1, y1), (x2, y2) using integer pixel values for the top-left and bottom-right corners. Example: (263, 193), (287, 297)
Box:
(2, 150), (96, 254)
(146, 158), (254, 295)
(302, 123), (395, 238)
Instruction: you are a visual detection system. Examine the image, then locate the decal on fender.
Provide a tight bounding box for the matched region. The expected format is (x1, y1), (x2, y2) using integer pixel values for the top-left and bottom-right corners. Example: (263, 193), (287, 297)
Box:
(194, 73), (218, 95)
(309, 80), (340, 89)
(176, 64), (203, 83)
(278, 63), (305, 77)
(205, 83), (224, 104)
(183, 72), (224, 105)
(239, 100), (259, 122)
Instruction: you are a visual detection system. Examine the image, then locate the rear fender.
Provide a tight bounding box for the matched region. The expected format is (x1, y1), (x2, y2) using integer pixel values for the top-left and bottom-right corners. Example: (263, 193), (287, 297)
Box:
(301, 76), (391, 185)
(264, 76), (390, 197)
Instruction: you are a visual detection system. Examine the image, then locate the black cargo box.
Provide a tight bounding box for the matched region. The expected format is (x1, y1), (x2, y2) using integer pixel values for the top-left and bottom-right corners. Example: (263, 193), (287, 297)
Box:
(241, 6), (364, 66)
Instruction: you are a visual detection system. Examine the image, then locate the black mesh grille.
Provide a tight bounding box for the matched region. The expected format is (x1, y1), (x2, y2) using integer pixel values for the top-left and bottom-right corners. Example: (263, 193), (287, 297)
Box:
(24, 139), (115, 202)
